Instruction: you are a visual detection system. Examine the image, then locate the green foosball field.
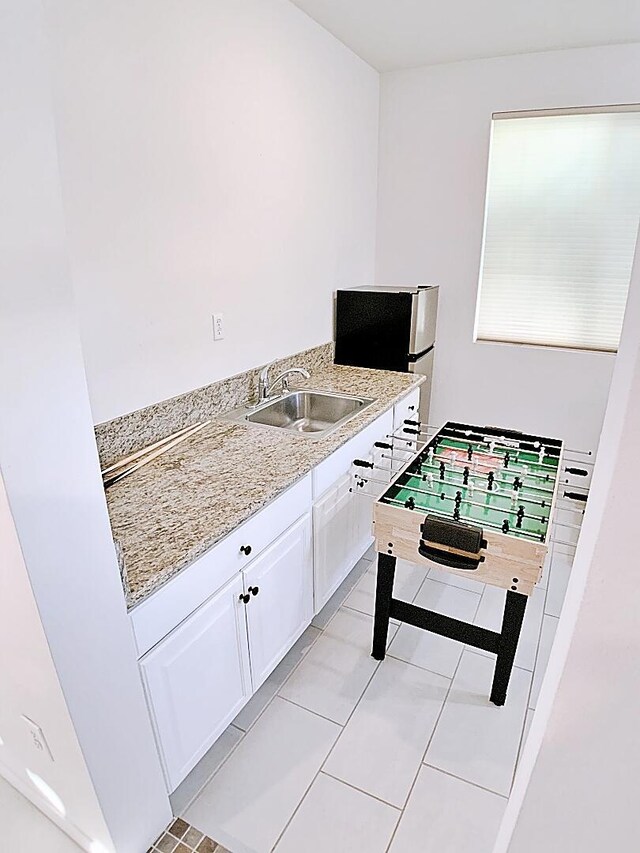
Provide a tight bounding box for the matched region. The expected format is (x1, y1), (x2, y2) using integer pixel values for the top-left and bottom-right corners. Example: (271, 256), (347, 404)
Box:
(382, 422), (561, 543)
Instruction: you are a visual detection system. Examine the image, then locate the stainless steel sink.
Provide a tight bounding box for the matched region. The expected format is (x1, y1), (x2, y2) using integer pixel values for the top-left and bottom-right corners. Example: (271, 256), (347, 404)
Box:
(223, 390), (375, 439)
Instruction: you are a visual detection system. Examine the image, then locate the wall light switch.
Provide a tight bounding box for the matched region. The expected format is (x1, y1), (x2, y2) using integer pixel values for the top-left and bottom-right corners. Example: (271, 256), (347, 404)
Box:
(212, 313), (225, 341)
(21, 715), (53, 761)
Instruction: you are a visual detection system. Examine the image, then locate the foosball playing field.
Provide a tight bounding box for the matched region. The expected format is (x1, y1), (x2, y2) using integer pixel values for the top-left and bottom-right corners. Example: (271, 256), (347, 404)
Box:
(369, 420), (564, 706)
(383, 421), (561, 544)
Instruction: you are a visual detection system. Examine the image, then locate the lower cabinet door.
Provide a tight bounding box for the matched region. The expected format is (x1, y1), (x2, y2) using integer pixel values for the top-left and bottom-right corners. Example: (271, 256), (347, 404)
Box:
(313, 474), (372, 612)
(242, 514), (313, 690)
(140, 574), (251, 791)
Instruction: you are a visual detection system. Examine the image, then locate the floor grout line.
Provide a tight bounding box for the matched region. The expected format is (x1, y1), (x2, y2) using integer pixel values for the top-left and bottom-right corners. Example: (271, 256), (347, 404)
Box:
(383, 650), (455, 680)
(270, 589), (403, 850)
(277, 694), (346, 727)
(262, 551), (381, 851)
(382, 642), (467, 853)
(182, 548), (572, 850)
(179, 624), (327, 821)
(269, 649), (386, 851)
(182, 568), (360, 843)
(421, 763), (510, 799)
(319, 770), (403, 811)
(463, 645), (536, 674)
(177, 729), (247, 818)
(232, 625), (325, 734)
(382, 583), (483, 852)
(421, 573), (485, 595)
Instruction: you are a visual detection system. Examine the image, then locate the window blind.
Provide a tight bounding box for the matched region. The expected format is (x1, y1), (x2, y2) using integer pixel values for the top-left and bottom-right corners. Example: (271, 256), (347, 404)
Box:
(475, 107), (640, 352)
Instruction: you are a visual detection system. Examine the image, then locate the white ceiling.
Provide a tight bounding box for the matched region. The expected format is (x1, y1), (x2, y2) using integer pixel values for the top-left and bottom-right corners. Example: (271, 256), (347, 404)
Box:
(289, 0), (640, 71)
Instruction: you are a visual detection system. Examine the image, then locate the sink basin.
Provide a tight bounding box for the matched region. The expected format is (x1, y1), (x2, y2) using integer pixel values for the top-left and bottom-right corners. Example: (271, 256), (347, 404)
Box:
(224, 390), (375, 439)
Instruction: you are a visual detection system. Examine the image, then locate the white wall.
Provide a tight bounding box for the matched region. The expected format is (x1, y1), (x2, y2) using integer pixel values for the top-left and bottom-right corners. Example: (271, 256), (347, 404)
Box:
(0, 475), (111, 851)
(496, 229), (640, 851)
(376, 43), (640, 450)
(0, 2), (170, 850)
(45, 0), (380, 423)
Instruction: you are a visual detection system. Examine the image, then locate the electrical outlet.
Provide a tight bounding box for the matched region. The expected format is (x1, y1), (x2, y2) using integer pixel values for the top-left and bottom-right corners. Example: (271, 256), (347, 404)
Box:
(21, 715), (53, 761)
(212, 313), (224, 341)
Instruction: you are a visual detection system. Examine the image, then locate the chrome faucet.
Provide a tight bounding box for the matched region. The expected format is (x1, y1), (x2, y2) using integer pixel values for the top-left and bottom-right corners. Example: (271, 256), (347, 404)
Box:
(257, 361), (310, 402)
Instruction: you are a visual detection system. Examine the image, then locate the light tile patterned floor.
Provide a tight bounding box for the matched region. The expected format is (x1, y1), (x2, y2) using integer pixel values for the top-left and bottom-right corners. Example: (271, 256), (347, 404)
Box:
(179, 541), (572, 853)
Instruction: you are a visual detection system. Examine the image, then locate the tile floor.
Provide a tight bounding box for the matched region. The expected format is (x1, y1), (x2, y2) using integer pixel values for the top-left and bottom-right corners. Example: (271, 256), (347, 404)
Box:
(149, 818), (226, 852)
(177, 541), (573, 853)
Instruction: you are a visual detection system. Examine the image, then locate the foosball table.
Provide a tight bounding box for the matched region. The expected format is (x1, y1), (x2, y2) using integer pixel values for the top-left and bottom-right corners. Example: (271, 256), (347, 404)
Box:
(364, 420), (564, 706)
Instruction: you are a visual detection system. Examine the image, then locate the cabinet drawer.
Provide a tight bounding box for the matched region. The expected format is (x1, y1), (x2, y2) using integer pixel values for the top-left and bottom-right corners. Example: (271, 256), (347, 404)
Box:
(131, 474), (312, 656)
(312, 409), (393, 498)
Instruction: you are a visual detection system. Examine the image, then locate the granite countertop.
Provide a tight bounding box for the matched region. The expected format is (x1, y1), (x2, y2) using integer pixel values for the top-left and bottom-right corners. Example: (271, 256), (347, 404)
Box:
(106, 363), (424, 610)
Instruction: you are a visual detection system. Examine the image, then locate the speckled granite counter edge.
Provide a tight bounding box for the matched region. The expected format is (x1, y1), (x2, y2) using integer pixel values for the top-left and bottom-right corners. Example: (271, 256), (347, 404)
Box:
(120, 373), (424, 610)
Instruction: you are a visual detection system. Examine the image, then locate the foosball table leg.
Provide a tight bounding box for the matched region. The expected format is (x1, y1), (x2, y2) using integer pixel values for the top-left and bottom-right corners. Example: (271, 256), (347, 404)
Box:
(372, 552), (397, 660)
(490, 590), (528, 706)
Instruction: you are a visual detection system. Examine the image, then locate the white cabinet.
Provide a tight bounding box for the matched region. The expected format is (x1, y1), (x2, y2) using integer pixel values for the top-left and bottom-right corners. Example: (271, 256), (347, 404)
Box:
(140, 574), (251, 791)
(136, 406), (409, 791)
(242, 514), (313, 690)
(141, 514), (313, 790)
(313, 473), (372, 611)
(131, 476), (312, 658)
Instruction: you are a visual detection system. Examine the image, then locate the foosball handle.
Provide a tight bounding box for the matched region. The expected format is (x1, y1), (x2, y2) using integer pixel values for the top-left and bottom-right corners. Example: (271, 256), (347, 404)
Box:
(565, 467), (589, 476)
(418, 543), (484, 571)
(374, 441), (393, 450)
(403, 427), (420, 436)
(404, 419), (420, 427)
(353, 459), (374, 469)
(563, 490), (588, 502)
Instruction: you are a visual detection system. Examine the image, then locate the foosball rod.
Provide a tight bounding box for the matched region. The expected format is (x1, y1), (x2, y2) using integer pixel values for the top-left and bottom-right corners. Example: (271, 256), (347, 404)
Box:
(380, 480), (549, 524)
(404, 432), (561, 475)
(382, 497), (546, 540)
(363, 452), (550, 495)
(369, 449), (556, 499)
(379, 460), (552, 507)
(414, 453), (556, 486)
(386, 433), (429, 450)
(399, 419), (594, 461)
(352, 472), (394, 487)
(402, 424), (560, 468)
(406, 456), (556, 496)
(390, 427), (556, 481)
(402, 421), (561, 465)
(355, 458), (553, 510)
(421, 448), (560, 482)
(411, 421), (563, 460)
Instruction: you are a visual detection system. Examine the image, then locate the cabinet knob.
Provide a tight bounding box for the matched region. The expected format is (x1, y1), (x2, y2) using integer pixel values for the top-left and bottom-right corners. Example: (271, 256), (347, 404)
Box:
(249, 586), (260, 597)
(240, 544), (252, 556)
(239, 593), (250, 604)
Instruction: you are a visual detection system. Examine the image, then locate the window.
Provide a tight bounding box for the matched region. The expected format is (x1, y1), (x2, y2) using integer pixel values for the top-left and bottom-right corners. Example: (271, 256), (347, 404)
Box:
(475, 106), (640, 353)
